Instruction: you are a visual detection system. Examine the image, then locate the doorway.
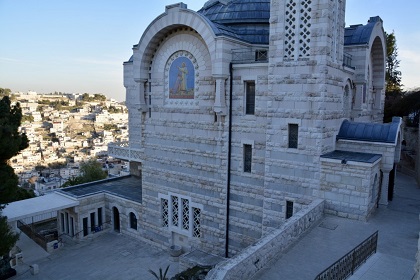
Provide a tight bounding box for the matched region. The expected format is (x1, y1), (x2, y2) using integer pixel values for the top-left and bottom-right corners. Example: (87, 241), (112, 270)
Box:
(113, 207), (120, 232)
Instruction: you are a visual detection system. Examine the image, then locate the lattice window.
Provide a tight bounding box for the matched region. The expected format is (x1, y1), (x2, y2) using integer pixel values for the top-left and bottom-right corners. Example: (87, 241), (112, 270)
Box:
(284, 0), (312, 59)
(161, 198), (169, 227)
(171, 196), (179, 227)
(182, 198), (189, 230)
(284, 0), (297, 59)
(288, 124), (298, 149)
(193, 207), (201, 238)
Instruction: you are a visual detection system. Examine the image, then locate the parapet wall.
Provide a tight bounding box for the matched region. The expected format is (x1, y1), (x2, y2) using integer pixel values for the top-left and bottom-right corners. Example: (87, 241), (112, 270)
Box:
(206, 199), (325, 280)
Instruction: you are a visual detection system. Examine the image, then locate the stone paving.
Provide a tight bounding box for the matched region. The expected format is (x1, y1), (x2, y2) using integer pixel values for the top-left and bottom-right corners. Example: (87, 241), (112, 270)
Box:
(13, 232), (178, 280)
(10, 172), (419, 280)
(253, 172), (420, 280)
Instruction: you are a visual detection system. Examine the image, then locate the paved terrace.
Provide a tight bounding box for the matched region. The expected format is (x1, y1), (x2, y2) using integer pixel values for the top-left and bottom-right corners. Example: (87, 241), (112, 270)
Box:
(10, 172), (420, 280)
(58, 175), (142, 203)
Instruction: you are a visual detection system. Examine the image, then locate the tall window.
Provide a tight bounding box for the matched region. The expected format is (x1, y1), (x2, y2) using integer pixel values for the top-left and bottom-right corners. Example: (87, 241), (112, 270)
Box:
(162, 198), (169, 227)
(286, 200), (294, 219)
(243, 144), (252, 173)
(129, 212), (137, 230)
(245, 81), (255, 115)
(288, 124), (298, 149)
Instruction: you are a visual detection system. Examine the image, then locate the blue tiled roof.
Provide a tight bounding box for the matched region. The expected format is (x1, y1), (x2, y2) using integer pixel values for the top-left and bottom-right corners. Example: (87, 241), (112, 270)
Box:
(344, 16), (382, 46)
(198, 0), (270, 44)
(337, 118), (401, 144)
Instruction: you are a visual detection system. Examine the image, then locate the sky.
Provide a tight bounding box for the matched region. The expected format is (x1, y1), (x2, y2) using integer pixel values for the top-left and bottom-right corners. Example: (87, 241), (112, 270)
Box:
(0, 0), (419, 101)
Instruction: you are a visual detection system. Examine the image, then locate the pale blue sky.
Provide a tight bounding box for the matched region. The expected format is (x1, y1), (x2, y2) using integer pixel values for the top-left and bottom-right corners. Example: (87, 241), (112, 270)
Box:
(1, 0), (419, 101)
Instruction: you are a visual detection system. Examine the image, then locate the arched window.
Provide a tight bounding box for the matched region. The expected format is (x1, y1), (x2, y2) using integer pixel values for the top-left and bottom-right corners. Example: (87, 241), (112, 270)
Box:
(129, 212), (137, 230)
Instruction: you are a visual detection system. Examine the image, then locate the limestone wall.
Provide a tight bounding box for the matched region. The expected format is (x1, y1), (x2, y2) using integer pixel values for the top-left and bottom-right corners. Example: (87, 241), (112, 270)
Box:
(320, 158), (380, 220)
(206, 199), (324, 280)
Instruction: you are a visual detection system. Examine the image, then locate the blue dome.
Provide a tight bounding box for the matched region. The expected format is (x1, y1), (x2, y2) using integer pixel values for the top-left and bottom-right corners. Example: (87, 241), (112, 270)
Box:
(198, 0), (270, 44)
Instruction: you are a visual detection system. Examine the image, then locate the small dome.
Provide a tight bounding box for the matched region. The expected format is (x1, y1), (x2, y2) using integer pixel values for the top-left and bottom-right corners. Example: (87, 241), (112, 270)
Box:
(198, 0), (270, 44)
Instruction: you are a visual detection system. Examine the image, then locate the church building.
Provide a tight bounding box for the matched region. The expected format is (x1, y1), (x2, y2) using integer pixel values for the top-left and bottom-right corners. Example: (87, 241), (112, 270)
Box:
(65, 0), (401, 258)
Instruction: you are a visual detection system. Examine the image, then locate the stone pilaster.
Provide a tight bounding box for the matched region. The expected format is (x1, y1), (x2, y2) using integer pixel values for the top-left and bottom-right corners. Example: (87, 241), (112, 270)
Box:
(379, 170), (390, 205)
(213, 75), (228, 116)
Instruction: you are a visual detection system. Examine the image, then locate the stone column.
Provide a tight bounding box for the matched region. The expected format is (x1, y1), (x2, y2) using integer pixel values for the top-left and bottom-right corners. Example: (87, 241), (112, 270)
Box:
(213, 75), (228, 116)
(379, 170), (390, 205)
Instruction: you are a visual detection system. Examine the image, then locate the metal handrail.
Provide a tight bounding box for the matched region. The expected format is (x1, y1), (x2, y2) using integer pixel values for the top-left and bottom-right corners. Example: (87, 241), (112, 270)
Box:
(314, 230), (378, 280)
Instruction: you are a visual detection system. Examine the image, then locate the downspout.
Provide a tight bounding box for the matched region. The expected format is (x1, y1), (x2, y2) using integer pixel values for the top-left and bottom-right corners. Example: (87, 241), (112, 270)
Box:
(225, 62), (233, 258)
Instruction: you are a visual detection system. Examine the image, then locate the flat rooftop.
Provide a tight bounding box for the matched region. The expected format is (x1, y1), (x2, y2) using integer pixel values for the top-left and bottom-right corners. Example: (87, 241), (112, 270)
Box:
(58, 176), (142, 203)
(320, 150), (382, 164)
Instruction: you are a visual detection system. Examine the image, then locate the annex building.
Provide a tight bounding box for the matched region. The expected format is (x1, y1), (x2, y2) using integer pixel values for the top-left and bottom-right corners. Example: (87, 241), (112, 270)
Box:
(6, 0), (402, 269)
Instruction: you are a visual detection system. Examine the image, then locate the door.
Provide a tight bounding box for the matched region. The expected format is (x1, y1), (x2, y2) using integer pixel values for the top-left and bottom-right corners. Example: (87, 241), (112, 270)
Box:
(113, 207), (120, 232)
(388, 164), (396, 201)
(83, 217), (88, 237)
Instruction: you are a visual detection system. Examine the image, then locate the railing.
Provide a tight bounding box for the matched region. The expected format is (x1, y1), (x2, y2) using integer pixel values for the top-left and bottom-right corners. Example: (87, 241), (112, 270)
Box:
(232, 48), (269, 63)
(343, 53), (354, 69)
(314, 230), (378, 280)
(108, 141), (143, 161)
(17, 220), (58, 251)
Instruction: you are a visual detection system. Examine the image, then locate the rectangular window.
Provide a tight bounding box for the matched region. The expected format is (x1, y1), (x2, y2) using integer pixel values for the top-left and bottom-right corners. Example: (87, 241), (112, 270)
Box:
(192, 207), (201, 238)
(70, 217), (74, 236)
(182, 198), (189, 230)
(286, 200), (294, 219)
(162, 198), (169, 227)
(288, 124), (298, 149)
(171, 195), (179, 227)
(243, 144), (252, 173)
(65, 212), (69, 234)
(245, 81), (255, 115)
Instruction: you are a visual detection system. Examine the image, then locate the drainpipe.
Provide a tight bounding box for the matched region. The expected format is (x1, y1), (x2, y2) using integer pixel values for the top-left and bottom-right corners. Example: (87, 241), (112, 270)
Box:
(225, 62), (233, 258)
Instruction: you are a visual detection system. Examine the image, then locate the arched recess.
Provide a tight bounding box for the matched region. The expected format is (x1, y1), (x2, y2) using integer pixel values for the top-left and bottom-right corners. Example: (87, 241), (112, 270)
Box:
(112, 206), (121, 232)
(343, 79), (353, 119)
(370, 36), (385, 110)
(132, 8), (218, 82)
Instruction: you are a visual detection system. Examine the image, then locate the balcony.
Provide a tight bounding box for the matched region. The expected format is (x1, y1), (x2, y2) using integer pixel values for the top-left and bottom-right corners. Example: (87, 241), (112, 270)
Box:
(343, 52), (355, 69)
(232, 48), (269, 64)
(108, 142), (143, 161)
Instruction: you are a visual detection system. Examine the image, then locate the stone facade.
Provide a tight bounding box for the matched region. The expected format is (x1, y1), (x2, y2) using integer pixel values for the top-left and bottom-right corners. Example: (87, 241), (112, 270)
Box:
(106, 0), (401, 257)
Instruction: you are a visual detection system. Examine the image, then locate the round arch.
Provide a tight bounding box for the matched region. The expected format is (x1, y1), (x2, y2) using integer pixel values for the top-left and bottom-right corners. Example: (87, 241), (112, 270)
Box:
(132, 8), (217, 81)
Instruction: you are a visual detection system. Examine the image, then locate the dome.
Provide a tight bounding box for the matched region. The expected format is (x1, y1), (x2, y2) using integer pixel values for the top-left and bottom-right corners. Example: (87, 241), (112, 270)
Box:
(197, 0), (270, 44)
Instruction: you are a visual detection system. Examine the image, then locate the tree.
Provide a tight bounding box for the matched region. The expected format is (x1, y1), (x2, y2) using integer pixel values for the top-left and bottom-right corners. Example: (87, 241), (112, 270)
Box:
(0, 88), (11, 98)
(0, 209), (19, 257)
(62, 159), (107, 187)
(385, 31), (402, 93)
(0, 96), (34, 204)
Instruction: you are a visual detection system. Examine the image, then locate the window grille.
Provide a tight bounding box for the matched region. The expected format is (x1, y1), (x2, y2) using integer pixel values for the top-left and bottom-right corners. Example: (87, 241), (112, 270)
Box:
(162, 198), (169, 227)
(182, 198), (189, 230)
(193, 207), (201, 238)
(171, 196), (179, 227)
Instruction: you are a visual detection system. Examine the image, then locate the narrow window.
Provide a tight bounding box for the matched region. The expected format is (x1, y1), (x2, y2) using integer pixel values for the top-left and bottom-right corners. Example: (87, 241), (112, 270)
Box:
(288, 124), (298, 149)
(182, 198), (189, 230)
(243, 144), (252, 173)
(129, 212), (137, 230)
(192, 207), (201, 238)
(162, 198), (169, 227)
(171, 196), (179, 227)
(245, 81), (255, 115)
(65, 212), (69, 234)
(286, 200), (294, 219)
